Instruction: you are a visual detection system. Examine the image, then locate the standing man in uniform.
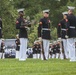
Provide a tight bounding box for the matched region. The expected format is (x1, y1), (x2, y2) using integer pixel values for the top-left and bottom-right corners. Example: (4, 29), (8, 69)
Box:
(57, 12), (69, 59)
(49, 43), (52, 58)
(15, 34), (20, 59)
(32, 41), (37, 59)
(16, 8), (31, 61)
(38, 9), (51, 60)
(52, 42), (56, 59)
(0, 17), (3, 59)
(36, 41), (41, 59)
(67, 6), (76, 61)
(0, 39), (5, 59)
(56, 41), (60, 59)
(0, 18), (2, 39)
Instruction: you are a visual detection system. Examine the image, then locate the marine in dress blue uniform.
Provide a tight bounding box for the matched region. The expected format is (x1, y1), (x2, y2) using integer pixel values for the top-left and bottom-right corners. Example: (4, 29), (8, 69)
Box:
(57, 12), (70, 59)
(56, 41), (60, 59)
(67, 6), (76, 61)
(0, 18), (3, 59)
(36, 41), (41, 59)
(32, 41), (38, 59)
(16, 8), (31, 61)
(15, 34), (20, 59)
(38, 9), (51, 60)
(0, 39), (5, 59)
(0, 18), (2, 38)
(52, 42), (56, 59)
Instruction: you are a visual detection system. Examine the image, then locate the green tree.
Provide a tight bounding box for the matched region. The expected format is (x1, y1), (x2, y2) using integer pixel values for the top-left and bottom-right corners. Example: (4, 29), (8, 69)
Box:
(0, 0), (17, 38)
(1, 0), (76, 46)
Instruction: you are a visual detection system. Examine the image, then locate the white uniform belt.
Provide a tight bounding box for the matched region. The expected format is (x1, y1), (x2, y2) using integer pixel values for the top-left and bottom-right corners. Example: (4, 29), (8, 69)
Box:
(42, 28), (50, 31)
(70, 26), (75, 29)
(61, 29), (66, 31)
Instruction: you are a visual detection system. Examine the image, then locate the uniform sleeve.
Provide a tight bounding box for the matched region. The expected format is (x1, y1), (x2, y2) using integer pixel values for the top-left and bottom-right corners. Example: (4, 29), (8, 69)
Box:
(0, 19), (2, 29)
(16, 19), (20, 29)
(65, 19), (70, 29)
(38, 19), (43, 37)
(57, 22), (61, 38)
(65, 19), (70, 36)
(15, 40), (17, 44)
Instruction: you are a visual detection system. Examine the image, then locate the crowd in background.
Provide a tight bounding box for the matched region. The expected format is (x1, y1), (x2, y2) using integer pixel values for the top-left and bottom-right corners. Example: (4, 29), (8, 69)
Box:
(0, 37), (69, 60)
(32, 40), (69, 60)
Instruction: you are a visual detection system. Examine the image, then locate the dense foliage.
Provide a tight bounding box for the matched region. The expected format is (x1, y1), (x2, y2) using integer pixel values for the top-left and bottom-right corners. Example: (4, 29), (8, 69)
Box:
(0, 0), (76, 46)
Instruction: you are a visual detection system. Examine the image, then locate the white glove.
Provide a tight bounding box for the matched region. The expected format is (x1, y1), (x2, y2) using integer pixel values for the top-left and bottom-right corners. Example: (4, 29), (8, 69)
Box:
(38, 37), (42, 41)
(65, 35), (68, 39)
(60, 48), (62, 51)
(58, 38), (62, 41)
(3, 46), (5, 49)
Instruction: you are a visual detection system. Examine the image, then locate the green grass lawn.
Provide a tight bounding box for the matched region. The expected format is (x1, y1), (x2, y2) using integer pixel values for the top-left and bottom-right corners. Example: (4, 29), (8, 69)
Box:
(0, 58), (76, 75)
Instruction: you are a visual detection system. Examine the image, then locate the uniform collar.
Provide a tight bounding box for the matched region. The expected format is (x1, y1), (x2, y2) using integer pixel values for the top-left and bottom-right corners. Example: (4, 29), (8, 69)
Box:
(44, 17), (49, 19)
(68, 13), (74, 16)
